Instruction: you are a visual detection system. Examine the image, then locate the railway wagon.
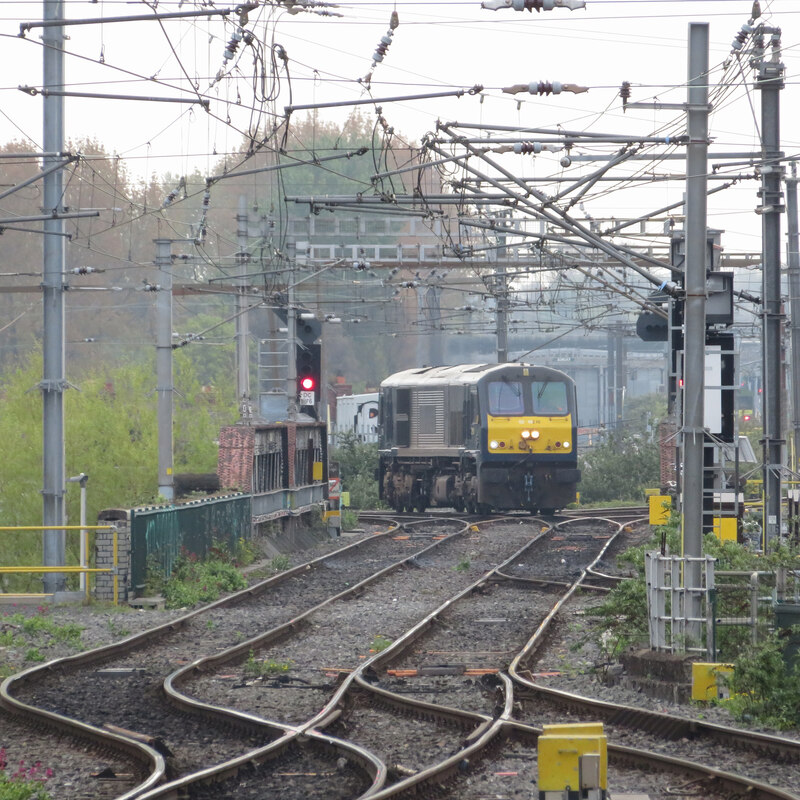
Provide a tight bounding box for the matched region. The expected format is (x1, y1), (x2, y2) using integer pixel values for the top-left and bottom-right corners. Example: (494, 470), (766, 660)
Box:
(378, 363), (580, 513)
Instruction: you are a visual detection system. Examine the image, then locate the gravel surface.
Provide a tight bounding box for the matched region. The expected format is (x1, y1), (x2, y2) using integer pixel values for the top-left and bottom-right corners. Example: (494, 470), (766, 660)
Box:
(326, 691), (473, 781)
(7, 517), (800, 800)
(182, 519), (541, 725)
(0, 710), (147, 800)
(450, 734), (733, 800)
(186, 744), (370, 800)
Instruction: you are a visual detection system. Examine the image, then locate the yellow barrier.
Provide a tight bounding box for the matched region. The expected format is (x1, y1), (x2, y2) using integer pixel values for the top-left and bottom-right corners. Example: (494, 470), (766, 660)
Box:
(0, 526), (118, 604)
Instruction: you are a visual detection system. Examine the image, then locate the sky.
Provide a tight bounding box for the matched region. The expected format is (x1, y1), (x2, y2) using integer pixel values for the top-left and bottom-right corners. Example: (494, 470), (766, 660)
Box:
(1, 0), (799, 257)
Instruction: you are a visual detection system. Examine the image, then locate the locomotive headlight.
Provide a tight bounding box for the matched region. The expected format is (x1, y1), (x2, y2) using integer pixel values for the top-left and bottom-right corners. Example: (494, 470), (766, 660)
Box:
(530, 430), (540, 440)
(521, 429), (531, 439)
(563, 440), (571, 449)
(490, 440), (499, 449)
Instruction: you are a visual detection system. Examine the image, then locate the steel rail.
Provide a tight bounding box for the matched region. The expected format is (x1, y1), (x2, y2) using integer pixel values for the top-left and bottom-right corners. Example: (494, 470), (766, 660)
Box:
(1, 525), (403, 796)
(309, 520), (609, 797)
(502, 720), (800, 800)
(514, 681), (800, 766)
(138, 518), (473, 797)
(0, 673), (166, 800)
(143, 516), (555, 796)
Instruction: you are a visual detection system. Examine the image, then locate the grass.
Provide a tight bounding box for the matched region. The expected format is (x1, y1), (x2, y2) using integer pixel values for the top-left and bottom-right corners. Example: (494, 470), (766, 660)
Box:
(243, 650), (292, 677)
(161, 549), (248, 609)
(369, 634), (392, 653)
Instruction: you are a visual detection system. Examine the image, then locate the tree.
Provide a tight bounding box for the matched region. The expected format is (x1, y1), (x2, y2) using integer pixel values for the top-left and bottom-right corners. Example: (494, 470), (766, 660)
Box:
(0, 350), (237, 585)
(579, 393), (664, 503)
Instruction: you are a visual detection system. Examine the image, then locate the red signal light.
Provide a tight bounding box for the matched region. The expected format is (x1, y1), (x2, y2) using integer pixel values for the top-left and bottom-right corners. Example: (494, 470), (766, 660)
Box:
(743, 414), (751, 422)
(300, 376), (316, 391)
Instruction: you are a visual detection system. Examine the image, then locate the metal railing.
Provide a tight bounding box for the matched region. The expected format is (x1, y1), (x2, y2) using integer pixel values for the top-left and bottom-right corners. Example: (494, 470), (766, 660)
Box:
(0, 525), (119, 604)
(646, 552), (717, 658)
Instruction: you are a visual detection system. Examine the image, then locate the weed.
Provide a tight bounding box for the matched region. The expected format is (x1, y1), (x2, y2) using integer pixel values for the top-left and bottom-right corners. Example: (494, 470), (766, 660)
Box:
(106, 620), (131, 638)
(0, 747), (53, 800)
(243, 650), (291, 677)
(369, 634), (392, 653)
(454, 559), (470, 572)
(206, 619), (216, 631)
(162, 552), (247, 609)
(234, 537), (258, 567)
(341, 509), (359, 531)
(143, 551), (166, 597)
(269, 554), (290, 572)
(0, 631), (19, 648)
(24, 649), (44, 663)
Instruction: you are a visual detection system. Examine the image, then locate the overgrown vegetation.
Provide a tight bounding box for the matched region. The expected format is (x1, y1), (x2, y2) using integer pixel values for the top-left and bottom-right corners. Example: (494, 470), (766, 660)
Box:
(724, 633), (800, 729)
(0, 607), (84, 651)
(585, 512), (800, 728)
(161, 547), (247, 609)
(0, 748), (52, 800)
(578, 393), (665, 504)
(331, 433), (382, 510)
(269, 554), (290, 572)
(0, 354), (236, 593)
(244, 651), (291, 677)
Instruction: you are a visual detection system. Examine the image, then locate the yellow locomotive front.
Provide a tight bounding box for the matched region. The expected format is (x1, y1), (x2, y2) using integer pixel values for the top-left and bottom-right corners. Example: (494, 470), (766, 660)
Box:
(476, 366), (580, 513)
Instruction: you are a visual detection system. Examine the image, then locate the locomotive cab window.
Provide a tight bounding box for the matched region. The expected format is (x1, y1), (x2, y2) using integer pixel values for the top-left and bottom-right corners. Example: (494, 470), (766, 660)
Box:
(532, 380), (568, 415)
(488, 380), (524, 416)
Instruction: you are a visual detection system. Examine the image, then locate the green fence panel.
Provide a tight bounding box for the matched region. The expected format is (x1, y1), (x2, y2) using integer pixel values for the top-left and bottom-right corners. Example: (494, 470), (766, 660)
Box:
(130, 495), (251, 592)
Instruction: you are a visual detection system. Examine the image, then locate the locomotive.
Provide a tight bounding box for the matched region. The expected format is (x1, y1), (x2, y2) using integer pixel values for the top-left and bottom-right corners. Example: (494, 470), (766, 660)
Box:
(377, 363), (580, 513)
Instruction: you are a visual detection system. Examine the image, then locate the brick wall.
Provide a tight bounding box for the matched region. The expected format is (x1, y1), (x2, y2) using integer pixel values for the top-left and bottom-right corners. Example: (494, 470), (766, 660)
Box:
(287, 423), (296, 487)
(95, 509), (131, 603)
(217, 425), (256, 491)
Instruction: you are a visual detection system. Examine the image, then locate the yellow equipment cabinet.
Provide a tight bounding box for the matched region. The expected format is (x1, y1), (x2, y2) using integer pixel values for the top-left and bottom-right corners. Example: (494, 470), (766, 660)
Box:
(712, 516), (737, 543)
(691, 662), (734, 701)
(648, 494), (671, 525)
(538, 722), (607, 800)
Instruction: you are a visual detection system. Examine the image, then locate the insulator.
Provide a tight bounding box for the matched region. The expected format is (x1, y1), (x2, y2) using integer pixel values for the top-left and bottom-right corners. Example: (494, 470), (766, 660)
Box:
(223, 28), (243, 62)
(560, 155), (572, 167)
(619, 80), (631, 106)
(514, 142), (544, 154)
(528, 80), (561, 95)
(732, 24), (752, 51)
(372, 32), (393, 63)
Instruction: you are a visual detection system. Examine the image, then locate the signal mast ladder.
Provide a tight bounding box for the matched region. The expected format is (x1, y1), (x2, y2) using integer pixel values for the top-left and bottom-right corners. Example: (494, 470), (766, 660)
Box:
(0, 525), (120, 605)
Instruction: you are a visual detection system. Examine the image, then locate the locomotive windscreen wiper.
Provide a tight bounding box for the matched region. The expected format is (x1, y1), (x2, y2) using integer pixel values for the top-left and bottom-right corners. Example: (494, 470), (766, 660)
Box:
(537, 378), (550, 399)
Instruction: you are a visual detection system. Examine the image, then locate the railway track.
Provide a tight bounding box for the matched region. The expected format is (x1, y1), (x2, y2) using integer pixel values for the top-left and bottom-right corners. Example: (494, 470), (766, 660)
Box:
(4, 512), (798, 800)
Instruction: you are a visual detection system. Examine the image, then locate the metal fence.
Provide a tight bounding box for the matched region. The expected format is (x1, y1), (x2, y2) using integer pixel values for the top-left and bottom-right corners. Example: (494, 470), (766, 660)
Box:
(129, 495), (251, 593)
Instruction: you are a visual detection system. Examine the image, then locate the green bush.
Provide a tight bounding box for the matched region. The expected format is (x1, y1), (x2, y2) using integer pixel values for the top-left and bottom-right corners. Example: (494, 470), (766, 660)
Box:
(579, 428), (660, 503)
(331, 433), (382, 509)
(162, 550), (247, 609)
(724, 633), (800, 729)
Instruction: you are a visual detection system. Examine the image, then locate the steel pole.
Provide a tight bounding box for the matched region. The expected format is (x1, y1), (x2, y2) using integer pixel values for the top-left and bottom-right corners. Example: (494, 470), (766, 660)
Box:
(155, 239), (174, 501)
(41, 0), (66, 594)
(236, 196), (252, 418)
(757, 48), (785, 546)
(788, 164), (800, 473)
(682, 22), (710, 643)
(286, 239), (298, 422)
(615, 324), (625, 424)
